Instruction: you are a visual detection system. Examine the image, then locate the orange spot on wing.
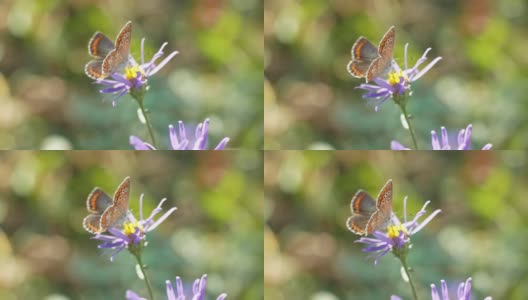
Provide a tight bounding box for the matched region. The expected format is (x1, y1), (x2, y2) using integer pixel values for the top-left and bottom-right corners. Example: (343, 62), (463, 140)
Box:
(353, 193), (365, 213)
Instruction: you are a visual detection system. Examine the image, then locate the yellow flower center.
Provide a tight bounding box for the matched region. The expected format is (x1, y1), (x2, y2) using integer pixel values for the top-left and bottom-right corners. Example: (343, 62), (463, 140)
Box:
(387, 70), (408, 86)
(123, 221), (144, 236)
(387, 224), (408, 239)
(124, 65), (145, 80)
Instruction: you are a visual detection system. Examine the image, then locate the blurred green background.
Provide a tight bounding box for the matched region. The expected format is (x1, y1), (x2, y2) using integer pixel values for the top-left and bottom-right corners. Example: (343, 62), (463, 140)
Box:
(0, 151), (263, 299)
(264, 151), (528, 299)
(0, 0), (263, 149)
(264, 0), (528, 149)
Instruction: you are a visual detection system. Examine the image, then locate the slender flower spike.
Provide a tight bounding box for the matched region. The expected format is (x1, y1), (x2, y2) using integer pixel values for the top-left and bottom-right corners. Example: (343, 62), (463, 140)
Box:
(355, 43), (442, 111)
(126, 274), (228, 300)
(355, 196), (441, 265)
(391, 124), (493, 150)
(391, 277), (492, 300)
(94, 38), (178, 106)
(91, 194), (177, 262)
(130, 118), (230, 150)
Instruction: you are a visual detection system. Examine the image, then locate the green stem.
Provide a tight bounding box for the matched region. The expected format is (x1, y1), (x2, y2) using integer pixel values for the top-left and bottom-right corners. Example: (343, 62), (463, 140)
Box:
(399, 105), (419, 150)
(399, 257), (419, 300)
(133, 252), (155, 300)
(137, 100), (157, 148)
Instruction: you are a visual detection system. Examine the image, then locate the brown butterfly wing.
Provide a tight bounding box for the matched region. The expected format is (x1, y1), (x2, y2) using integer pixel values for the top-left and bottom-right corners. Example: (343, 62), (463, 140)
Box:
(365, 26), (395, 82)
(348, 37), (379, 78)
(101, 21), (132, 76)
(86, 188), (113, 213)
(347, 60), (373, 78)
(365, 210), (388, 234)
(83, 214), (103, 234)
(350, 191), (377, 214)
(377, 26), (395, 57)
(88, 32), (115, 58)
(100, 177), (130, 231)
(85, 59), (105, 79)
(115, 21), (132, 57)
(351, 37), (379, 60)
(346, 214), (371, 235)
(366, 56), (392, 82)
(375, 179), (393, 223)
(101, 49), (125, 75)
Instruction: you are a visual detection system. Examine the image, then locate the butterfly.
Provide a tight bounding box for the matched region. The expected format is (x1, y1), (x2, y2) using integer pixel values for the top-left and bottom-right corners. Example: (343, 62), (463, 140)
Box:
(85, 21), (132, 79)
(83, 176), (130, 234)
(346, 179), (393, 236)
(347, 26), (395, 82)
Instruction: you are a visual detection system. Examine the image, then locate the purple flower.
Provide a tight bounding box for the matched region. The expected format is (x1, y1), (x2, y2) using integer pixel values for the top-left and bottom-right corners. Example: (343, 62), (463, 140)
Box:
(130, 118), (230, 150)
(92, 194), (177, 261)
(94, 38), (178, 106)
(126, 274), (228, 300)
(356, 43), (442, 111)
(355, 196), (441, 265)
(391, 124), (493, 150)
(391, 277), (492, 300)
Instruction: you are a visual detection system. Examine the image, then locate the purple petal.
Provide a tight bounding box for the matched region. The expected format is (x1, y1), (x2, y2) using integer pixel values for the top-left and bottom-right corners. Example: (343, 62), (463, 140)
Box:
(362, 243), (390, 252)
(363, 90), (391, 99)
(111, 89), (128, 107)
(431, 284), (440, 300)
(355, 83), (383, 91)
(404, 43), (409, 69)
(431, 130), (441, 149)
(141, 38), (146, 65)
(108, 244), (127, 262)
(176, 276), (184, 297)
(391, 59), (402, 73)
(169, 124), (180, 149)
(462, 277), (472, 299)
(371, 96), (391, 112)
(372, 231), (394, 244)
(214, 138), (230, 150)
(166, 280), (177, 300)
(196, 274), (207, 299)
(126, 290), (147, 300)
(148, 51), (179, 76)
(391, 140), (410, 150)
(440, 127), (450, 149)
(146, 206), (177, 232)
(178, 121), (188, 143)
(355, 237), (384, 244)
(100, 85), (127, 94)
(216, 294), (228, 300)
(441, 280), (448, 300)
(412, 56), (442, 81)
(372, 247), (390, 265)
(109, 72), (132, 85)
(108, 228), (129, 240)
(403, 196), (408, 223)
(129, 136), (156, 150)
(460, 124), (473, 150)
(373, 78), (394, 90)
(97, 240), (125, 249)
(410, 209), (441, 235)
(92, 233), (118, 242)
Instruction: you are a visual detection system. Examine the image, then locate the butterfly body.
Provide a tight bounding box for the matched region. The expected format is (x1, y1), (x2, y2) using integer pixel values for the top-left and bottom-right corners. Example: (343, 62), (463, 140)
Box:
(83, 177), (131, 234)
(347, 26), (395, 82)
(346, 179), (393, 236)
(85, 21), (132, 79)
